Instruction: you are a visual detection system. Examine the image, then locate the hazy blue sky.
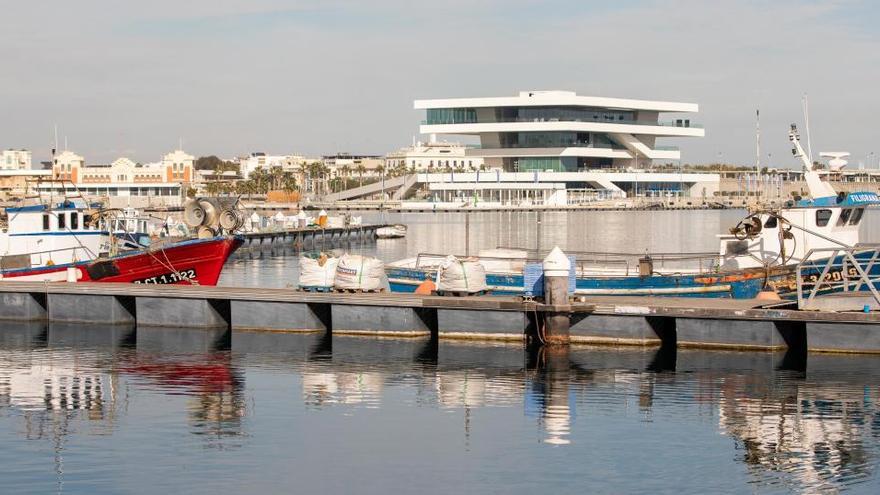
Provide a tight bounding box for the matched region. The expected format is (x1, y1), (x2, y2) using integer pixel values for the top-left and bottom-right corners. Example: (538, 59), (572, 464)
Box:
(1, 0), (878, 167)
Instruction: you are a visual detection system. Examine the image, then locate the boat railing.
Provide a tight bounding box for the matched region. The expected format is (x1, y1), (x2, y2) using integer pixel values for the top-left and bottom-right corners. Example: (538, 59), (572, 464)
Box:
(494, 247), (723, 275)
(2, 245), (95, 270)
(411, 251), (717, 277)
(796, 244), (880, 310)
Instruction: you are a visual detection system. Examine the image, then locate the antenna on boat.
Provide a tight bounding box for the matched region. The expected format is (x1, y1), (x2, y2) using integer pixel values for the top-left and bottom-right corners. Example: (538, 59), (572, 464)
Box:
(802, 93), (813, 165)
(755, 109), (761, 175)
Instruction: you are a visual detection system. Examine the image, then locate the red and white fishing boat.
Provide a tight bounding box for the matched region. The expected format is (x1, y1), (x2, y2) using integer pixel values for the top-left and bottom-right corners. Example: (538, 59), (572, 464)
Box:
(1, 198), (243, 285)
(0, 235), (243, 285)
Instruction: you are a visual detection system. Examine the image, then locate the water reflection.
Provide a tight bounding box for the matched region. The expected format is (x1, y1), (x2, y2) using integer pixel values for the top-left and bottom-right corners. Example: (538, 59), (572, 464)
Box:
(717, 367), (878, 491)
(125, 327), (246, 444)
(1, 325), (879, 492)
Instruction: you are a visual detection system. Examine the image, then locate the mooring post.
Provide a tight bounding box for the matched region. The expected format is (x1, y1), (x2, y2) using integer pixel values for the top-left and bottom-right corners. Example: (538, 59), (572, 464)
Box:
(542, 246), (571, 345)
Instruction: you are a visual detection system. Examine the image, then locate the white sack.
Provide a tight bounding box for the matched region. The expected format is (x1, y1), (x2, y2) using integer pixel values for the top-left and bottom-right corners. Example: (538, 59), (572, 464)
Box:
(438, 256), (488, 293)
(299, 255), (339, 287)
(335, 254), (385, 290)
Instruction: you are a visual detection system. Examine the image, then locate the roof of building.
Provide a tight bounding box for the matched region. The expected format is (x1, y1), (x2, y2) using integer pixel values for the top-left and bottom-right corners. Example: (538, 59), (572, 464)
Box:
(415, 90), (698, 113)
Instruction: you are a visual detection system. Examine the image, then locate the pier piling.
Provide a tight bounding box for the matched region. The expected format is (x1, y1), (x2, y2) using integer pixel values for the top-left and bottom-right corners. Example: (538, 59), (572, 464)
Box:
(542, 247), (572, 345)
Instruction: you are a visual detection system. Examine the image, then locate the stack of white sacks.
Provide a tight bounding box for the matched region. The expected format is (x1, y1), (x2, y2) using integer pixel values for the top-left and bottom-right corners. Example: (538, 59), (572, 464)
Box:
(299, 253), (386, 291)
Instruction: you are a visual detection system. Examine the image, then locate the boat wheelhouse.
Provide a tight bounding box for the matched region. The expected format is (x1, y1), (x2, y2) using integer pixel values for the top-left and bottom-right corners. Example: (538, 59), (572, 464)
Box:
(1, 199), (106, 268)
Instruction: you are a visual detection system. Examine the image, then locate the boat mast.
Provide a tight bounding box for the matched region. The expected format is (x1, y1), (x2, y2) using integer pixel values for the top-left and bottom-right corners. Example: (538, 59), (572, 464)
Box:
(802, 94), (813, 164)
(755, 109), (760, 175)
(790, 124), (835, 198)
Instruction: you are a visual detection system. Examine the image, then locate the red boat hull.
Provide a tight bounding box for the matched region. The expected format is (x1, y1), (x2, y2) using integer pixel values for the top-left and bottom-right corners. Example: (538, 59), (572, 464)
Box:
(0, 236), (243, 286)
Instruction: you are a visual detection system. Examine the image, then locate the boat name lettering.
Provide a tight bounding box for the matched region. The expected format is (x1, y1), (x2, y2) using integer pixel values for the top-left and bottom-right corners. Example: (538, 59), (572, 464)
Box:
(133, 268), (197, 284)
(802, 267), (859, 284)
(850, 193), (878, 203)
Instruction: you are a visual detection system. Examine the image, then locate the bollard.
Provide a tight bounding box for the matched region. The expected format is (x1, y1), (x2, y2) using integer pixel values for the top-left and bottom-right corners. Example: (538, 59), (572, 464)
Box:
(542, 246), (571, 344)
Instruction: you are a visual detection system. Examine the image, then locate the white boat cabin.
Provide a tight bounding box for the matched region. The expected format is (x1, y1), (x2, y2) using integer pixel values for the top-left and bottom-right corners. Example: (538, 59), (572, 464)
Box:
(720, 124), (879, 270)
(0, 199), (106, 268)
(719, 193), (877, 270)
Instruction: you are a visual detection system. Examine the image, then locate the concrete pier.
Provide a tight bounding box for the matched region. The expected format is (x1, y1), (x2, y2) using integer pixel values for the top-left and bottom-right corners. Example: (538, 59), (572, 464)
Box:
(1, 281), (880, 354)
(236, 224), (387, 257)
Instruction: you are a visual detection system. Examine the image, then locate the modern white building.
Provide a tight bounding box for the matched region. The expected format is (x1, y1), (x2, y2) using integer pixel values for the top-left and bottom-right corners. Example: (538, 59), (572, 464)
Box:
(416, 90), (704, 171)
(409, 90), (716, 201)
(385, 141), (485, 172)
(1, 149), (32, 170)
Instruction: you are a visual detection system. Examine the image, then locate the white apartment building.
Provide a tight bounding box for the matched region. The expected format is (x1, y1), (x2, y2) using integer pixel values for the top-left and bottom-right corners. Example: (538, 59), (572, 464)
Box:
(385, 141), (485, 172)
(1, 149), (32, 170)
(238, 152), (310, 179)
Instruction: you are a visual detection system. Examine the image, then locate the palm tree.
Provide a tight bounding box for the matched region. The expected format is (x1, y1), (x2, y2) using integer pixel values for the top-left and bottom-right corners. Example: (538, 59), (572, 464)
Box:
(340, 164), (351, 189)
(269, 166), (285, 191)
(281, 171), (298, 195)
(307, 161), (325, 196)
(356, 164), (366, 187)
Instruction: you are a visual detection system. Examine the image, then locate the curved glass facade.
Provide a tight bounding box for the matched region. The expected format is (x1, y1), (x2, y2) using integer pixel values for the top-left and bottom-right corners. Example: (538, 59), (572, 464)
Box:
(497, 132), (622, 149)
(495, 106), (635, 123)
(425, 108), (477, 125)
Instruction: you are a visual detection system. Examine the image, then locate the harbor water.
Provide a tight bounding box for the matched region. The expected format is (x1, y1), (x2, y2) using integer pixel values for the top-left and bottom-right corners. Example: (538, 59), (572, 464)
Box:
(2, 209), (880, 493)
(0, 324), (879, 493)
(220, 209), (880, 288)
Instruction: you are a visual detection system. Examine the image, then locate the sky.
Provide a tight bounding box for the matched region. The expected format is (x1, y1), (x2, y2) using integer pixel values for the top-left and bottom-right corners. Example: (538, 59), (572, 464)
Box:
(1, 0), (878, 168)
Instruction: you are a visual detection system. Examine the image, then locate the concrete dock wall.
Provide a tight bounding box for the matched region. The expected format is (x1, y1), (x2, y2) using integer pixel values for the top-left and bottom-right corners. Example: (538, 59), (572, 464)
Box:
(1, 282), (880, 354)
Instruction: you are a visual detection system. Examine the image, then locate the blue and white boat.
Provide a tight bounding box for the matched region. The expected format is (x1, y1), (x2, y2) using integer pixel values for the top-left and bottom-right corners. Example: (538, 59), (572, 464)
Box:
(386, 125), (880, 299)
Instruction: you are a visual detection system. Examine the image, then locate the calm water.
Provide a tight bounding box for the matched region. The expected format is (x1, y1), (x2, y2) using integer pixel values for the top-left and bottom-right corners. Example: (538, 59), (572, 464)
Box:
(219, 209), (880, 288)
(0, 322), (879, 493)
(4, 210), (880, 493)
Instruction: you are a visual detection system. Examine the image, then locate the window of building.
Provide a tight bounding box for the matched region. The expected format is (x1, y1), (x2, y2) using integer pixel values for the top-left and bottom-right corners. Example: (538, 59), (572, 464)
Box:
(850, 207), (865, 225)
(58, 213), (66, 229)
(42, 214), (50, 231)
(837, 208), (852, 226)
(816, 209), (833, 227)
(71, 213), (79, 229)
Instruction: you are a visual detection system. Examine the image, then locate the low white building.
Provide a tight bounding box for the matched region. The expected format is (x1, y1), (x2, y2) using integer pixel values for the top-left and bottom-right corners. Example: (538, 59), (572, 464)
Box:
(413, 170), (720, 206)
(385, 141), (485, 172)
(323, 153), (384, 178)
(39, 148), (196, 207)
(1, 149), (32, 170)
